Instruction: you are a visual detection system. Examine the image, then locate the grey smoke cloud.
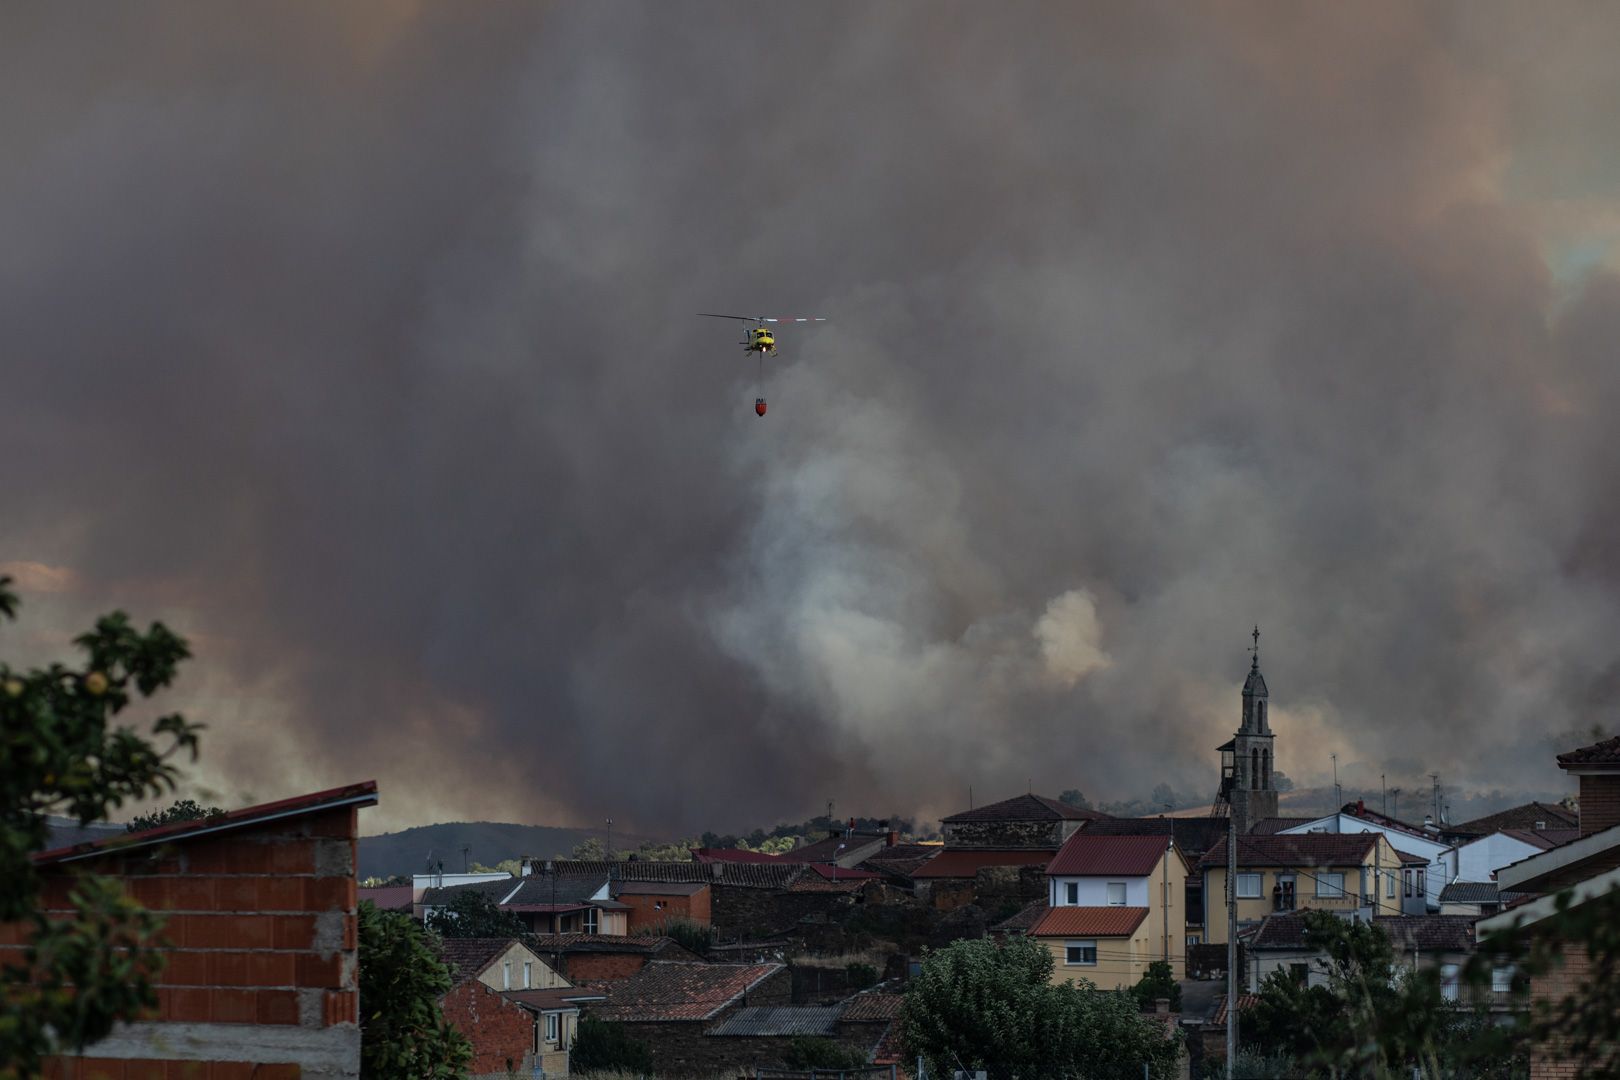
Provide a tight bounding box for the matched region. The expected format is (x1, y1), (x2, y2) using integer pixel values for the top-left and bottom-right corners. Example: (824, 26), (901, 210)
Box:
(2, 3), (1617, 833)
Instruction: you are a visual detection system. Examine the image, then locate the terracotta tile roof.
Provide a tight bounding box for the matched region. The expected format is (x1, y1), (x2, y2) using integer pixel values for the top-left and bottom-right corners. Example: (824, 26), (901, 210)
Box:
(586, 961), (783, 1022)
(787, 875), (868, 893)
(1081, 816), (1226, 857)
(1198, 833), (1378, 870)
(503, 987), (606, 1011)
(792, 834), (889, 862)
(1250, 817), (1321, 835)
(708, 1006), (844, 1037)
(1392, 848), (1430, 866)
(1450, 802), (1579, 837)
(1558, 735), (1620, 768)
(841, 992), (904, 1022)
(1497, 828), (1579, 851)
(359, 884), (414, 911)
(942, 793), (1106, 825)
(1247, 914), (1314, 949)
(33, 780), (379, 866)
(692, 848), (788, 864)
(1212, 993), (1259, 1026)
(991, 900), (1049, 934)
(861, 845), (942, 879)
(1029, 906), (1149, 937)
(1373, 915), (1475, 953)
(552, 860), (804, 889)
(438, 937), (521, 986)
(910, 849), (1054, 879)
(420, 877), (521, 907)
(530, 934), (699, 960)
(612, 881), (708, 897)
(1047, 834), (1169, 877)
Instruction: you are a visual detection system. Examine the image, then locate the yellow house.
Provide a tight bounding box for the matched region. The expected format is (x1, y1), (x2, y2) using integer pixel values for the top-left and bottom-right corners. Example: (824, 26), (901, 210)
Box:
(1032, 833), (1189, 988)
(1199, 832), (1424, 945)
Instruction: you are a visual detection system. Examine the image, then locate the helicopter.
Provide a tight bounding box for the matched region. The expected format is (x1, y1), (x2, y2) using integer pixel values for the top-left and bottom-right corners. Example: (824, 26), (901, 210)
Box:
(698, 313), (827, 416)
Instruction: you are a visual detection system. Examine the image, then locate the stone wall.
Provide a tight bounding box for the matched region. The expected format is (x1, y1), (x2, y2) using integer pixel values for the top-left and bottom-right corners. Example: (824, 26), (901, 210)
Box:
(713, 886), (791, 937)
(941, 819), (1065, 848)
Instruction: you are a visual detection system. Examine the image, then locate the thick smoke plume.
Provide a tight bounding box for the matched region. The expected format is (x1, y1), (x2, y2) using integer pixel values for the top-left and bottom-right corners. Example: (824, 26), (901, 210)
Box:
(4, 4), (1619, 832)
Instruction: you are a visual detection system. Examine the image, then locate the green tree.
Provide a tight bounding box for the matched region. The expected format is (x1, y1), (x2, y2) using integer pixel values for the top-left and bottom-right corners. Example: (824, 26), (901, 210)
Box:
(0, 576), (203, 1074)
(901, 936), (1180, 1080)
(783, 1036), (868, 1070)
(567, 836), (608, 860)
(571, 1016), (654, 1074)
(1059, 789), (1092, 810)
(357, 900), (471, 1078)
(1130, 959), (1182, 1013)
(423, 889), (528, 940)
(1243, 910), (1520, 1076)
(635, 915), (713, 955)
(126, 797), (224, 833)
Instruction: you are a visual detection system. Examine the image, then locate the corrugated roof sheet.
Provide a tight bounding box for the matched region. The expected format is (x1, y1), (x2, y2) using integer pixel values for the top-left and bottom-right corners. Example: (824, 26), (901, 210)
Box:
(1029, 905), (1149, 937)
(911, 849), (1053, 879)
(1047, 834), (1168, 877)
(942, 793), (1105, 825)
(707, 1006), (843, 1037)
(586, 961), (783, 1022)
(1438, 881), (1500, 904)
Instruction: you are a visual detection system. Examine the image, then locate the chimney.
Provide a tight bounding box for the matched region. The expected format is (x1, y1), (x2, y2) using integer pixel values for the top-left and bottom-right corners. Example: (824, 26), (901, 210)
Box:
(887, 830), (899, 847)
(1356, 799), (1365, 816)
(1423, 814), (1437, 833)
(521, 858), (533, 878)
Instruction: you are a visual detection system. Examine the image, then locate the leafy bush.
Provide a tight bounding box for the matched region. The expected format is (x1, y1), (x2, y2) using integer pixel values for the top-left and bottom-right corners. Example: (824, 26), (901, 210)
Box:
(784, 1036), (869, 1070)
(1130, 959), (1182, 1012)
(638, 915), (713, 955)
(846, 961), (880, 990)
(573, 1017), (655, 1074)
(358, 900), (471, 1077)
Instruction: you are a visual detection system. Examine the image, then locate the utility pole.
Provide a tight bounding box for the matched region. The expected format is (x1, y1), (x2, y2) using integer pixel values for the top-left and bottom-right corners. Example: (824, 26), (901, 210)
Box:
(605, 818), (613, 859)
(460, 844), (470, 873)
(1226, 805), (1238, 1075)
(1391, 787), (1401, 822)
(1430, 774), (1441, 826)
(1381, 773), (1387, 816)
(1332, 753), (1341, 809)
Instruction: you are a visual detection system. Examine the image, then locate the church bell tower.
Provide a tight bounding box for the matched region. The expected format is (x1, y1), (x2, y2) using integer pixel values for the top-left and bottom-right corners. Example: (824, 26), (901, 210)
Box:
(1221, 626), (1278, 834)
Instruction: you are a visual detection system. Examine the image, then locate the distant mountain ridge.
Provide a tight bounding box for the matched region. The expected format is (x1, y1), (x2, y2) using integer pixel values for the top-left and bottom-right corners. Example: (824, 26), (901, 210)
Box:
(358, 821), (653, 880)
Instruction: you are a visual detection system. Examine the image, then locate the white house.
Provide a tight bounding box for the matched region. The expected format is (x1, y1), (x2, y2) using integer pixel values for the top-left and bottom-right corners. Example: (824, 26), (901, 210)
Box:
(1276, 803), (1451, 910)
(1448, 828), (1569, 886)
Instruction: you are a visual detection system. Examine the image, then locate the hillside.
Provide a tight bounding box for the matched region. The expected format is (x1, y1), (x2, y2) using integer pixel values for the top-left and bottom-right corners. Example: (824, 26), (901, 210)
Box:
(358, 821), (651, 880)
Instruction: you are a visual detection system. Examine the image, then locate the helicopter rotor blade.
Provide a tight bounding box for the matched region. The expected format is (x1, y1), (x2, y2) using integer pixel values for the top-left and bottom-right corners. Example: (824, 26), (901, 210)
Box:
(697, 313), (761, 322)
(760, 317), (827, 323)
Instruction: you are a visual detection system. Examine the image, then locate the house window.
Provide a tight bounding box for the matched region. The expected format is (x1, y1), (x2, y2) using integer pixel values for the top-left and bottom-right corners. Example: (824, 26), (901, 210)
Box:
(1385, 872), (1396, 899)
(1236, 873), (1262, 899)
(523, 961), (532, 989)
(1440, 964), (1460, 1002)
(1315, 872), (1346, 899)
(1065, 941), (1097, 966)
(1403, 871), (1413, 898)
(583, 908), (599, 934)
(1534, 821), (1546, 831)
(1416, 869), (1425, 896)
(502, 961), (511, 990)
(1106, 882), (1127, 906)
(1066, 882), (1079, 905)
(655, 901), (665, 910)
(546, 1012), (560, 1043)
(1492, 966), (1515, 993)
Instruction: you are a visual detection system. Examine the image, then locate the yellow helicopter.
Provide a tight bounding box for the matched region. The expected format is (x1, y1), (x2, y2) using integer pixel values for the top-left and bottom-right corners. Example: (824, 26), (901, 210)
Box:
(698, 313), (827, 416)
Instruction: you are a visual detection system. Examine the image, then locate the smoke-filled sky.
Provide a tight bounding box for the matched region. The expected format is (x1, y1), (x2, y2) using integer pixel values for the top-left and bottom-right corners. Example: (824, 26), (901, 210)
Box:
(5, 3), (1620, 835)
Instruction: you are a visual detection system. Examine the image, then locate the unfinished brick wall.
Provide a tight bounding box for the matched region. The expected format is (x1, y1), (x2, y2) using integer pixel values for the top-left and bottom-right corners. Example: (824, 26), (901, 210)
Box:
(618, 888), (712, 933)
(3, 802), (364, 1079)
(439, 978), (535, 1078)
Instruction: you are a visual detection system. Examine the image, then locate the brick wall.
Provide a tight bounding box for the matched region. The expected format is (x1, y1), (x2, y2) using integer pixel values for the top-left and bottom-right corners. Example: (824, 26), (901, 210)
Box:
(1528, 943), (1591, 1080)
(3, 803), (364, 1078)
(618, 888), (712, 933)
(1577, 775), (1620, 837)
(439, 978), (535, 1078)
